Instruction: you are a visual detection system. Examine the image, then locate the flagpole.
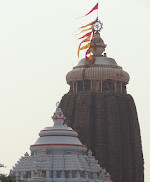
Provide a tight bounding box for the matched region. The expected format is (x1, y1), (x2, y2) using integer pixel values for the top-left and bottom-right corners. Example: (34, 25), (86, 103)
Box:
(97, 2), (98, 19)
(97, 1), (99, 19)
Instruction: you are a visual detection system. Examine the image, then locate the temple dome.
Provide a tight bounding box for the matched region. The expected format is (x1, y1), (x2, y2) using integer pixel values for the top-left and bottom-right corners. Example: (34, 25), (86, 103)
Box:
(66, 56), (130, 85)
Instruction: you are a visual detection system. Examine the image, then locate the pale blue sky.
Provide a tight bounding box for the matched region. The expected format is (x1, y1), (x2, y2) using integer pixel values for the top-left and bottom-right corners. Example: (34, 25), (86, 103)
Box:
(0, 0), (149, 181)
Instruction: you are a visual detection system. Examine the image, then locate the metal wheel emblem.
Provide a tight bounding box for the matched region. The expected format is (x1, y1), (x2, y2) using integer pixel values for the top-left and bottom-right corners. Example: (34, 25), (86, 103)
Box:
(94, 20), (103, 32)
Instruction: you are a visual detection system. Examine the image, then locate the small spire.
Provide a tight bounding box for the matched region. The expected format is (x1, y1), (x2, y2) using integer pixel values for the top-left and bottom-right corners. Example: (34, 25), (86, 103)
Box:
(52, 107), (66, 126)
(24, 152), (29, 157)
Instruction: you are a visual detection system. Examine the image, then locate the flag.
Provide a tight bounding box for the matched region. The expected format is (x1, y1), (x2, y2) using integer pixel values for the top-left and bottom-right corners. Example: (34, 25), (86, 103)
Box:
(85, 48), (93, 61)
(78, 43), (90, 56)
(80, 20), (96, 29)
(86, 48), (91, 55)
(88, 54), (93, 61)
(85, 3), (98, 16)
(78, 37), (91, 57)
(76, 26), (94, 36)
(79, 31), (93, 40)
(80, 25), (94, 34)
(79, 43), (90, 51)
(78, 43), (90, 57)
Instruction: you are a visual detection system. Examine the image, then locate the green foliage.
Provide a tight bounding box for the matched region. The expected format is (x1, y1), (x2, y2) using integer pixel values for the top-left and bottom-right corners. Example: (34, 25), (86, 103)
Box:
(0, 174), (26, 182)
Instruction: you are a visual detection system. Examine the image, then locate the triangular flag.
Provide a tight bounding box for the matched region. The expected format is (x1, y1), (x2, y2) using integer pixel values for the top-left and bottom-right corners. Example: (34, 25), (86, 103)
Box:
(76, 26), (94, 36)
(80, 25), (94, 34)
(80, 20), (96, 29)
(86, 48), (91, 56)
(85, 3), (98, 16)
(85, 48), (93, 61)
(78, 37), (91, 57)
(79, 43), (90, 52)
(88, 55), (93, 61)
(79, 31), (93, 40)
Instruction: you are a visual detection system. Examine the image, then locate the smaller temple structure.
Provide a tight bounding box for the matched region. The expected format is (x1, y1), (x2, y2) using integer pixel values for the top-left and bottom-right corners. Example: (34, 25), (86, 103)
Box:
(12, 105), (113, 182)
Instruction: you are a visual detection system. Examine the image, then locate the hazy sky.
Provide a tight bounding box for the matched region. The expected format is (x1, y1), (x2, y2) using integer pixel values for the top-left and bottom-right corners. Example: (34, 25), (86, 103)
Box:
(0, 0), (149, 181)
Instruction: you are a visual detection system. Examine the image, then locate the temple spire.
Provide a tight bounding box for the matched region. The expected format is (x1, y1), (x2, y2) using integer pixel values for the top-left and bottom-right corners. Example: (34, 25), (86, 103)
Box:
(52, 106), (65, 126)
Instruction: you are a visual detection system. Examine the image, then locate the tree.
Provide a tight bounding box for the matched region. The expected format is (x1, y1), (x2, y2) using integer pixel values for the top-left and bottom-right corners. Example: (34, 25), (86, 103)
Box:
(0, 174), (26, 182)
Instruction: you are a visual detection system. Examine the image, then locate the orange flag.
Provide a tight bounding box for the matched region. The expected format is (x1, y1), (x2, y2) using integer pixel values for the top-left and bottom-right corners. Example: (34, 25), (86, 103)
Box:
(78, 37), (91, 57)
(80, 25), (94, 34)
(79, 43), (90, 51)
(78, 43), (91, 57)
(88, 55), (93, 61)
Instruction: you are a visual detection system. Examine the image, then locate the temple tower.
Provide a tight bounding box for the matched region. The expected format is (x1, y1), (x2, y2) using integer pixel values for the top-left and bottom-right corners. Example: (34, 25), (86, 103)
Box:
(12, 106), (113, 182)
(60, 21), (144, 182)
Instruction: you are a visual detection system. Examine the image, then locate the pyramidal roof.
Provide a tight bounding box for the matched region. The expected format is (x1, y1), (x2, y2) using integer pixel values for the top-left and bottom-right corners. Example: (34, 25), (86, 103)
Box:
(30, 107), (86, 153)
(12, 106), (113, 182)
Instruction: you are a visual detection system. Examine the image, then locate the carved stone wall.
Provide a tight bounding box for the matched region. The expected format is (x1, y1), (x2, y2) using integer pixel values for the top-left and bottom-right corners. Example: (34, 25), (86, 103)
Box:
(69, 80), (127, 94)
(60, 92), (144, 182)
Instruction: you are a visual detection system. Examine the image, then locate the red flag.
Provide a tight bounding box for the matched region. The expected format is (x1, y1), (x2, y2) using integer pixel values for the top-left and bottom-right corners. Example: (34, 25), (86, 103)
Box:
(78, 31), (93, 40)
(86, 48), (91, 56)
(80, 20), (96, 29)
(86, 48), (93, 61)
(85, 3), (98, 16)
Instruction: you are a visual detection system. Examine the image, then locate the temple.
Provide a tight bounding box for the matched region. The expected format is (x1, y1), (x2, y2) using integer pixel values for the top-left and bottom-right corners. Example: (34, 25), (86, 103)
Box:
(12, 6), (144, 182)
(12, 106), (113, 182)
(60, 19), (144, 182)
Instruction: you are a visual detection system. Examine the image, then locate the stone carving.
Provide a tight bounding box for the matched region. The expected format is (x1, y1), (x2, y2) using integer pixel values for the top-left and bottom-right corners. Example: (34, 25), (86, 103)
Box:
(60, 93), (144, 182)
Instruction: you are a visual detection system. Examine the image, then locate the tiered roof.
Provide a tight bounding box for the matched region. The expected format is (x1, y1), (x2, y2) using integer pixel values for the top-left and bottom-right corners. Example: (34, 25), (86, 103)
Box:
(12, 106), (113, 182)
